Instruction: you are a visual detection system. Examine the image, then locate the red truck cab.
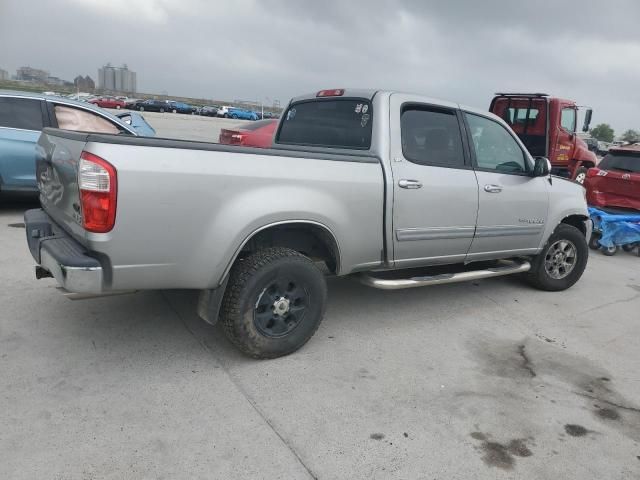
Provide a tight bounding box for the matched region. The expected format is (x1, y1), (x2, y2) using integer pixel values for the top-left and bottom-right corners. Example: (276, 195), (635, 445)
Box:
(489, 93), (596, 183)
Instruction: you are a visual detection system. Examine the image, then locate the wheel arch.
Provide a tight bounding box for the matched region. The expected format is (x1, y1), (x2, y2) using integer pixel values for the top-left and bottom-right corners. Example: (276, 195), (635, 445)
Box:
(222, 220), (342, 282)
(561, 214), (589, 237)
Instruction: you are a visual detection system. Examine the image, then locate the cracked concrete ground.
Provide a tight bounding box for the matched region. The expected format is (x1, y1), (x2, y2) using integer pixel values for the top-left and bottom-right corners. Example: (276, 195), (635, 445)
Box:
(1, 113), (639, 479)
(2, 201), (639, 480)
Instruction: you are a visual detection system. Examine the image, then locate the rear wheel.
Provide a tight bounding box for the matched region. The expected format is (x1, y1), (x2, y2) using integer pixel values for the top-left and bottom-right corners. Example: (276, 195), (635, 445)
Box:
(622, 244), (635, 252)
(172, 109), (177, 113)
(160, 108), (165, 113)
(588, 232), (601, 250)
(220, 247), (327, 359)
(525, 224), (588, 291)
(574, 167), (588, 185)
(601, 245), (618, 256)
(139, 106), (144, 112)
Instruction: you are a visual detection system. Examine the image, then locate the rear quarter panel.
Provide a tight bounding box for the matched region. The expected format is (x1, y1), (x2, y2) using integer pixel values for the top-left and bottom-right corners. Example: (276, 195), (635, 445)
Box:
(82, 143), (385, 290)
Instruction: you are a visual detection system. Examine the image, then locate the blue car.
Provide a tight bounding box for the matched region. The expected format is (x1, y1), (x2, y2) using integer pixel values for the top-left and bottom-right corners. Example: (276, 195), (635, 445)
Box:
(0, 91), (155, 197)
(227, 107), (259, 121)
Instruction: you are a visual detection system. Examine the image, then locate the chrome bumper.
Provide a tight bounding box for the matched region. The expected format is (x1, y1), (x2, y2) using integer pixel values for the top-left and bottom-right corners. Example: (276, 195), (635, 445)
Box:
(25, 208), (105, 294)
(39, 248), (104, 293)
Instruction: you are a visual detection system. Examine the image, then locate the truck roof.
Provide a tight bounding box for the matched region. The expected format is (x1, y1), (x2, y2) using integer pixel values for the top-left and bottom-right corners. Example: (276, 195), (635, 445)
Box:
(288, 88), (507, 127)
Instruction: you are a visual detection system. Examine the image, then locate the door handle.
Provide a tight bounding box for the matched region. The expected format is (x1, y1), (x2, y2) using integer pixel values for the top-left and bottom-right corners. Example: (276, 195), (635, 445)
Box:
(484, 184), (503, 193)
(398, 179), (422, 189)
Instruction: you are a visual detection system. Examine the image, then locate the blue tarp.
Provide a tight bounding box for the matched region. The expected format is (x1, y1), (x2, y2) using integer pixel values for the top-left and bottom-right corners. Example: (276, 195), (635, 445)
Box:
(589, 207), (640, 248)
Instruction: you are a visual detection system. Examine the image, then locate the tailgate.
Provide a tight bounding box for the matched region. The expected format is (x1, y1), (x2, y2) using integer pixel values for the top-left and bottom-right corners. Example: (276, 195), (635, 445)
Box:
(36, 128), (91, 242)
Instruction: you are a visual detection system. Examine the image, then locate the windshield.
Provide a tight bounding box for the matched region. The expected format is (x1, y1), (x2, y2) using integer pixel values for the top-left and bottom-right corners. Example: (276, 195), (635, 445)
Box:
(598, 152), (640, 173)
(277, 98), (373, 149)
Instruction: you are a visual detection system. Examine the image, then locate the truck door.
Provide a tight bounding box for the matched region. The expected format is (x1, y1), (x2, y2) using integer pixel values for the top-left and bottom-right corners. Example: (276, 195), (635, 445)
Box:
(550, 105), (577, 172)
(389, 94), (479, 268)
(463, 111), (549, 259)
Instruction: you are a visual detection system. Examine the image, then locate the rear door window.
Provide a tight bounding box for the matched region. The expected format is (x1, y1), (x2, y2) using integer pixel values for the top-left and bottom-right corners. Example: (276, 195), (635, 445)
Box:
(401, 106), (465, 168)
(277, 99), (372, 149)
(0, 97), (45, 130)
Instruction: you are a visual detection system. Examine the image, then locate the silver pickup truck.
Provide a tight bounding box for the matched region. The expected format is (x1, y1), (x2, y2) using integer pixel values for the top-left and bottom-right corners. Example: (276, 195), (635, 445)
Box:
(25, 88), (591, 358)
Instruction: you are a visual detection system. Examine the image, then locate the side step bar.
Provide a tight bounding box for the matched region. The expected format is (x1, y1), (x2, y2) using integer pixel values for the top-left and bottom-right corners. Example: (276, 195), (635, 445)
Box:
(357, 260), (531, 290)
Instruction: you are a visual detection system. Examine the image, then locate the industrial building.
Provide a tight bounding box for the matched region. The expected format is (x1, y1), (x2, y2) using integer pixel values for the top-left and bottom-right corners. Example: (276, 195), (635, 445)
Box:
(98, 64), (137, 94)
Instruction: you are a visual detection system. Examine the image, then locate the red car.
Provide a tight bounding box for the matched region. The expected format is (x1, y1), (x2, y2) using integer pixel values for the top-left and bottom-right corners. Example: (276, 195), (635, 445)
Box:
(218, 119), (277, 148)
(89, 96), (126, 109)
(585, 146), (640, 211)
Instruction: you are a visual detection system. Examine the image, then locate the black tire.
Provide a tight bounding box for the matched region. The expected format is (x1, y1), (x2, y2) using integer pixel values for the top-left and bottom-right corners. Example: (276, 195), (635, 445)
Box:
(622, 244), (635, 252)
(160, 108), (165, 113)
(172, 109), (177, 114)
(139, 106), (144, 112)
(601, 245), (617, 256)
(588, 233), (601, 250)
(220, 247), (327, 359)
(574, 167), (588, 185)
(525, 224), (588, 291)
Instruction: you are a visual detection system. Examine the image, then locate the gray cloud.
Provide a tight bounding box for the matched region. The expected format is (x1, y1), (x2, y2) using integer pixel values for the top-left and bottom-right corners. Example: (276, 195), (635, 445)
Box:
(1, 0), (638, 133)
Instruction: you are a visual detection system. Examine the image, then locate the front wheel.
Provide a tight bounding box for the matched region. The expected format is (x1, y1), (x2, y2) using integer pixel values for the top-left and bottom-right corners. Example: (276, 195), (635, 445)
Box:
(525, 224), (588, 291)
(139, 106), (144, 112)
(220, 247), (327, 359)
(116, 105), (121, 109)
(601, 245), (617, 256)
(159, 108), (165, 113)
(574, 167), (588, 185)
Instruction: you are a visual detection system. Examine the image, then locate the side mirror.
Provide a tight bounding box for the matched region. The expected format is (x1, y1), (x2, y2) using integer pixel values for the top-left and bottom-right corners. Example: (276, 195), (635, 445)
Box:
(582, 108), (593, 132)
(533, 157), (551, 177)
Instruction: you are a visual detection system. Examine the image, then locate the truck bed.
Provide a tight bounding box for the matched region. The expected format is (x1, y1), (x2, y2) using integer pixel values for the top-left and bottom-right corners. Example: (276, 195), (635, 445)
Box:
(33, 128), (386, 292)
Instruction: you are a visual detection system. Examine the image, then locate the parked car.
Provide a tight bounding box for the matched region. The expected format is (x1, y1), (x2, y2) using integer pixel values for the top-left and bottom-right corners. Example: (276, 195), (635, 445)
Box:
(168, 101), (197, 114)
(584, 137), (599, 154)
(25, 88), (590, 359)
(89, 96), (126, 109)
(585, 146), (640, 211)
(219, 119), (277, 147)
(227, 107), (259, 121)
(217, 106), (234, 118)
(0, 90), (155, 197)
(198, 105), (219, 117)
(597, 141), (610, 156)
(132, 99), (170, 113)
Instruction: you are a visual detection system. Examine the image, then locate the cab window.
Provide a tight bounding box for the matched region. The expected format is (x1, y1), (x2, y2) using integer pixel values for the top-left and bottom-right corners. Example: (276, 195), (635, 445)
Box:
(465, 113), (529, 174)
(561, 108), (576, 132)
(400, 106), (465, 168)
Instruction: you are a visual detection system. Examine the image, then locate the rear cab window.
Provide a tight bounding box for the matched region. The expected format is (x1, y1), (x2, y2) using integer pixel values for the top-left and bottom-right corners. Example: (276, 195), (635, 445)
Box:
(598, 151), (640, 174)
(276, 98), (373, 149)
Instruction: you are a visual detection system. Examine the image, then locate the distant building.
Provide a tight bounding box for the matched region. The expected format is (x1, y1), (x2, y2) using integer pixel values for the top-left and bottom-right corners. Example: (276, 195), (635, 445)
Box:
(0, 68), (8, 81)
(74, 75), (95, 92)
(98, 64), (136, 94)
(16, 66), (49, 82)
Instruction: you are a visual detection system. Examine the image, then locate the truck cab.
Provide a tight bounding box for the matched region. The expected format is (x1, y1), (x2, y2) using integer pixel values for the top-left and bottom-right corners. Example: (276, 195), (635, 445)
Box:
(489, 93), (597, 183)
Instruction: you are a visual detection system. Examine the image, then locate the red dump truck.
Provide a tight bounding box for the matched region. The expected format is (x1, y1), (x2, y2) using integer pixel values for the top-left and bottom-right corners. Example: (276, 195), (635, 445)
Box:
(490, 93), (596, 183)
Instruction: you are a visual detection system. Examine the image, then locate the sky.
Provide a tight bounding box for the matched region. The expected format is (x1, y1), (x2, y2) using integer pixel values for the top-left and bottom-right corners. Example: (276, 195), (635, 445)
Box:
(1, 0), (639, 133)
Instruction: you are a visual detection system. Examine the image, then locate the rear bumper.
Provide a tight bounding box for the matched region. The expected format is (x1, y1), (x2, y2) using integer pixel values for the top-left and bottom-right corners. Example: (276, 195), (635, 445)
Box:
(24, 209), (104, 293)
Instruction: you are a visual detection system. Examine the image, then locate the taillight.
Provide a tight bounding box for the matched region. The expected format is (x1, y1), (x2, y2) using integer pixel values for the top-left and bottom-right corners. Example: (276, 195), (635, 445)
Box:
(78, 151), (117, 233)
(317, 89), (345, 97)
(586, 168), (600, 178)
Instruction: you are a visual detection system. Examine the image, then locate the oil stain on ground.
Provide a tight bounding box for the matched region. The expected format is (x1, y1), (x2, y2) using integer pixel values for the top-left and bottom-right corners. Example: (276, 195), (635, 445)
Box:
(470, 432), (533, 470)
(469, 337), (640, 442)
